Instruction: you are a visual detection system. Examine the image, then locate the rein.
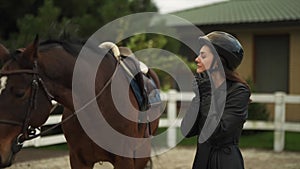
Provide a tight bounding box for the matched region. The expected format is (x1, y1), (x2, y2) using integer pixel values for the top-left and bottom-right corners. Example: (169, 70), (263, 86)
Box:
(0, 120), (23, 126)
(0, 56), (120, 146)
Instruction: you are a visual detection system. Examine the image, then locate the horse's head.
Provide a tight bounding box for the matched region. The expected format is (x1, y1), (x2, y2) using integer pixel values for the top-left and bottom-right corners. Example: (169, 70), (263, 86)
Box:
(0, 37), (53, 167)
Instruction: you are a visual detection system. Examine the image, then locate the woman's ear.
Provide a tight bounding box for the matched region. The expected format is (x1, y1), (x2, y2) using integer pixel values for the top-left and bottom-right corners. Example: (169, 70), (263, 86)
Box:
(213, 60), (219, 69)
(19, 35), (39, 68)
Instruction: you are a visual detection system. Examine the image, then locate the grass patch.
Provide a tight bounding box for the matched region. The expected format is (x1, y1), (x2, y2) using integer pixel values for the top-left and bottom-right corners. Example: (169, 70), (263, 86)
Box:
(158, 127), (300, 151)
(240, 131), (300, 151)
(178, 137), (197, 146)
(31, 129), (300, 152)
(177, 130), (300, 151)
(239, 131), (274, 149)
(284, 131), (300, 151)
(36, 143), (69, 151)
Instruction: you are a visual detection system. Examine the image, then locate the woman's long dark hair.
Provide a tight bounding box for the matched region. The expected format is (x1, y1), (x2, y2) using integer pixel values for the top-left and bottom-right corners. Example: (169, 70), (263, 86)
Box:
(206, 44), (251, 94)
(219, 57), (250, 89)
(219, 56), (252, 103)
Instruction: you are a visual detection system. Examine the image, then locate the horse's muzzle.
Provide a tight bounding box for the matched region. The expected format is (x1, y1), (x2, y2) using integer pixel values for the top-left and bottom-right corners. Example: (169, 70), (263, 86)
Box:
(0, 137), (21, 168)
(0, 161), (13, 168)
(0, 153), (13, 168)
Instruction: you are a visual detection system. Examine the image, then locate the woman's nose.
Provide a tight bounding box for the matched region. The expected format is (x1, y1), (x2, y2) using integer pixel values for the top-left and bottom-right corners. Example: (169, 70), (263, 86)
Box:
(195, 56), (202, 63)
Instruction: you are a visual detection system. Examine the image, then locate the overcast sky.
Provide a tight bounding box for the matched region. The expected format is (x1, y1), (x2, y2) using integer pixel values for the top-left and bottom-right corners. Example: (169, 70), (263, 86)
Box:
(152, 0), (227, 14)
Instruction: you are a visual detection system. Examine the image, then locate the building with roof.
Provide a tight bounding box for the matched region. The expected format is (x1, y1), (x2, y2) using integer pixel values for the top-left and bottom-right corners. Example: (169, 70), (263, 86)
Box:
(171, 0), (300, 121)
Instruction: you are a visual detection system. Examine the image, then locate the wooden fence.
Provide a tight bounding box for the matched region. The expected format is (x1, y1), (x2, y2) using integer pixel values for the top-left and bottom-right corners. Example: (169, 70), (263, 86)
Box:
(23, 90), (300, 152)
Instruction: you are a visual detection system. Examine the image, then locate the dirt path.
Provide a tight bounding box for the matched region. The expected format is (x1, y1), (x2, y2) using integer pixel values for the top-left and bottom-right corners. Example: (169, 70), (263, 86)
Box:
(8, 147), (300, 169)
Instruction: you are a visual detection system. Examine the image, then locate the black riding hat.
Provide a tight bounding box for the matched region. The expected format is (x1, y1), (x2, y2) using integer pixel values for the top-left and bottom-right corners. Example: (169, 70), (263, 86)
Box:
(198, 31), (244, 71)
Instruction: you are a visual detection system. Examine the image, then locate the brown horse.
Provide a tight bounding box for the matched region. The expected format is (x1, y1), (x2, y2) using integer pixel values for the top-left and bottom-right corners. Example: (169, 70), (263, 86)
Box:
(0, 38), (161, 169)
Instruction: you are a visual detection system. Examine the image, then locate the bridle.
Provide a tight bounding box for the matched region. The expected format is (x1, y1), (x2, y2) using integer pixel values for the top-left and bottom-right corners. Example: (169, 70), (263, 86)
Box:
(0, 51), (121, 153)
(0, 59), (54, 152)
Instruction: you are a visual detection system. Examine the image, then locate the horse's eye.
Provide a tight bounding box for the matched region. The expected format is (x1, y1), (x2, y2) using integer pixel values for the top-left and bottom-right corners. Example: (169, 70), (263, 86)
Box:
(11, 88), (26, 98)
(15, 90), (25, 98)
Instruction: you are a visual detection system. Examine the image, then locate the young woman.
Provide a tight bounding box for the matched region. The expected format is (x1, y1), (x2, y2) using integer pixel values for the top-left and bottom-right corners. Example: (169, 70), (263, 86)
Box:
(181, 31), (251, 169)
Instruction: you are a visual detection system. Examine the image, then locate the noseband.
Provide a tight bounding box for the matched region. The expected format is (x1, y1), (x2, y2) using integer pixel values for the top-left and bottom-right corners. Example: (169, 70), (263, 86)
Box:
(0, 59), (54, 149)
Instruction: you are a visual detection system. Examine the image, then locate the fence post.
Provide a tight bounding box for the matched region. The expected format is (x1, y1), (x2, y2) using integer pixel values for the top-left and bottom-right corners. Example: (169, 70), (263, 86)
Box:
(274, 92), (286, 152)
(167, 90), (177, 148)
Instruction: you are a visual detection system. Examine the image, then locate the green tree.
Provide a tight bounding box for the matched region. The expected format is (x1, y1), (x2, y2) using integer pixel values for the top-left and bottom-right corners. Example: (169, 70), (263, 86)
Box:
(1, 0), (159, 47)
(0, 0), (38, 39)
(125, 34), (196, 90)
(7, 0), (78, 48)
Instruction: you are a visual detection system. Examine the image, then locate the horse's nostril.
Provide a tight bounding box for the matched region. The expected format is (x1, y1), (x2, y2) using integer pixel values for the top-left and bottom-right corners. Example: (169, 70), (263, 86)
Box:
(0, 154), (13, 168)
(0, 155), (4, 168)
(0, 155), (3, 166)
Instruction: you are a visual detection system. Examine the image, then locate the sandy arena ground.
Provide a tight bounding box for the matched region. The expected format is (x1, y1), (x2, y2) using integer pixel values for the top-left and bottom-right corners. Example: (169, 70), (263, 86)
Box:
(7, 147), (300, 169)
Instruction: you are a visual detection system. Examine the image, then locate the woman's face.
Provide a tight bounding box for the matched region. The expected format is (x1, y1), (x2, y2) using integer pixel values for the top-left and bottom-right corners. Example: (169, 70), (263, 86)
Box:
(195, 45), (214, 73)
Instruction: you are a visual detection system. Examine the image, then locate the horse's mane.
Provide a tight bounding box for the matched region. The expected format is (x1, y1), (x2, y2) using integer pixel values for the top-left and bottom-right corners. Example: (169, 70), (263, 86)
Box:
(39, 39), (85, 57)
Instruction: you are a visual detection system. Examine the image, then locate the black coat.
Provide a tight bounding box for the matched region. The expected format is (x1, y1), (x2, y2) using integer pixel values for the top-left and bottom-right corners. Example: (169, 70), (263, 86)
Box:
(181, 72), (250, 169)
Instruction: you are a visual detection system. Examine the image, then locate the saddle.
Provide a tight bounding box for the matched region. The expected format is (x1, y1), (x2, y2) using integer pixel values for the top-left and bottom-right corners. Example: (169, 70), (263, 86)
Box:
(118, 47), (161, 112)
(117, 47), (161, 137)
(98, 42), (161, 112)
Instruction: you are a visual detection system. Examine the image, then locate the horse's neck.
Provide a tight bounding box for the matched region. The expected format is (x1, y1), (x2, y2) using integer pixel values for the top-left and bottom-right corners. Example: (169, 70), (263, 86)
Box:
(54, 88), (75, 111)
(41, 45), (118, 112)
(95, 55), (118, 90)
(40, 49), (76, 111)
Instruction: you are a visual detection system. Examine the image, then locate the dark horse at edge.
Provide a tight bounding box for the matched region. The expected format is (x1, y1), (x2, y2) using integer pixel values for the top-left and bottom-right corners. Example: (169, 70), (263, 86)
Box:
(0, 38), (161, 169)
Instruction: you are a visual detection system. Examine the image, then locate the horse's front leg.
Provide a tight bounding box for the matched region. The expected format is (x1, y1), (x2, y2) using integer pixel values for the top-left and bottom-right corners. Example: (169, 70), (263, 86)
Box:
(69, 150), (94, 169)
(113, 156), (135, 169)
(62, 109), (96, 169)
(134, 157), (151, 169)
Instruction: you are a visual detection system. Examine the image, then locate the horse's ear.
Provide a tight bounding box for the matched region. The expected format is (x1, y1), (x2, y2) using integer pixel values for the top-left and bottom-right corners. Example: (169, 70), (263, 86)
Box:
(0, 44), (10, 66)
(21, 35), (39, 68)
